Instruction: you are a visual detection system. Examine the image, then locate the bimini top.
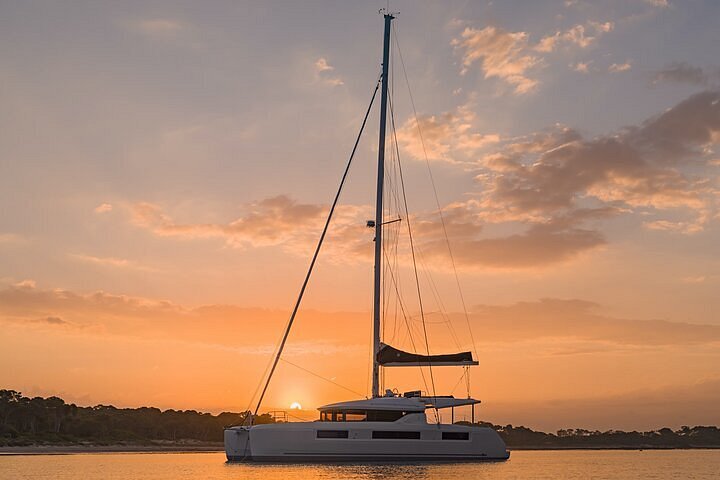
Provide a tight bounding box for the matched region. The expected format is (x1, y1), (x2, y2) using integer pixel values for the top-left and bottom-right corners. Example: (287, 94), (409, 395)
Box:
(318, 396), (426, 413)
(377, 343), (479, 367)
(318, 394), (481, 412)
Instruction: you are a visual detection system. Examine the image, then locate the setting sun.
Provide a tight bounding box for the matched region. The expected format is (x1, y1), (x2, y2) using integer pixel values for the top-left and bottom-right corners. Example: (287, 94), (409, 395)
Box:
(290, 402), (302, 410)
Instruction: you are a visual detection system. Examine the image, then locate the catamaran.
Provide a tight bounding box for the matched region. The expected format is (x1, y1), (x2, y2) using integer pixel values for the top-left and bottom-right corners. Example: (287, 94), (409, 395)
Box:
(225, 12), (509, 462)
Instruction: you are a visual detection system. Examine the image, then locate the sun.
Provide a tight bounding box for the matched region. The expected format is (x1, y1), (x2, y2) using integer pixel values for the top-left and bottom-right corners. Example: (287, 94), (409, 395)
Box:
(290, 402), (302, 410)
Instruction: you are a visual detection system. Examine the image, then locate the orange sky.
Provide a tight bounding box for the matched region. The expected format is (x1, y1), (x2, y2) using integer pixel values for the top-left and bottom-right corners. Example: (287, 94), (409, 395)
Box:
(1, 1), (719, 431)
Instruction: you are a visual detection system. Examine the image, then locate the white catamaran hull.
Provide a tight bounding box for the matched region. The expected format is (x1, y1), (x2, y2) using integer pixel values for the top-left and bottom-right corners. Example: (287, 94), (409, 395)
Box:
(225, 422), (509, 462)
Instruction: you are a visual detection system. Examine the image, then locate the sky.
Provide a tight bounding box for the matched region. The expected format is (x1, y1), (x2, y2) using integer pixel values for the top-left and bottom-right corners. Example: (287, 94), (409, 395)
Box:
(1, 0), (719, 432)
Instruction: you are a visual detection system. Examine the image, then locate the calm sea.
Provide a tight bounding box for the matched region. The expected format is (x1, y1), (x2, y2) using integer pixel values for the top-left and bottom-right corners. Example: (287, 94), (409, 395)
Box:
(1, 450), (719, 479)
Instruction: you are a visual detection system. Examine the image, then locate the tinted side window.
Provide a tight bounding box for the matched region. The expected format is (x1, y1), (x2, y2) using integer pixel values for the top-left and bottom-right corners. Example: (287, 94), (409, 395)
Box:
(317, 430), (349, 439)
(372, 431), (421, 439)
(442, 431), (470, 440)
(366, 410), (406, 422)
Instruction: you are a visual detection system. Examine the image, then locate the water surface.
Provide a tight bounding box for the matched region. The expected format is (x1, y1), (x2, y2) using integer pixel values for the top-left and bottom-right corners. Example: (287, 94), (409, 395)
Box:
(2, 450), (719, 479)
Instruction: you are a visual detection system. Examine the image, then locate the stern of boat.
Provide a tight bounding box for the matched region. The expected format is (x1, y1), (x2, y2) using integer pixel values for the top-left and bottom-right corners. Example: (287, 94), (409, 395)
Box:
(224, 426), (251, 462)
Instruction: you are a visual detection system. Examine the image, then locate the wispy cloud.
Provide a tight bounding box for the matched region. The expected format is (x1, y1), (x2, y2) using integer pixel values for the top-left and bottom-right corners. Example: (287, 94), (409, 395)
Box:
(535, 21), (614, 52)
(452, 20), (614, 94)
(131, 195), (370, 258)
(452, 26), (539, 94)
(314, 57), (344, 87)
(652, 62), (720, 87)
(395, 101), (500, 163)
(681, 275), (706, 284)
(571, 61), (591, 73)
(94, 203), (113, 214)
(609, 61), (632, 73)
(421, 207), (616, 268)
(0, 233), (25, 244)
(69, 253), (157, 272)
(3, 282), (719, 349)
(132, 18), (185, 37)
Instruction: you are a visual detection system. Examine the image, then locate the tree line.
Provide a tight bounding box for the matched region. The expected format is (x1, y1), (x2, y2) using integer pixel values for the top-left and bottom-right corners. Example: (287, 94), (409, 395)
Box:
(0, 390), (272, 446)
(2, 389), (719, 448)
(467, 422), (720, 449)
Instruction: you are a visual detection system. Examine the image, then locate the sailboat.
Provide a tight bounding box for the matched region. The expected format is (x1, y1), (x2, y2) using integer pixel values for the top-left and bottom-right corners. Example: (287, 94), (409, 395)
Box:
(224, 12), (509, 462)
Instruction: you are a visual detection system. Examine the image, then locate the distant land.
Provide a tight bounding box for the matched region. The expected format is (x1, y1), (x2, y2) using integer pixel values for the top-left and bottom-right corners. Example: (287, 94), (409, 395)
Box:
(2, 390), (719, 452)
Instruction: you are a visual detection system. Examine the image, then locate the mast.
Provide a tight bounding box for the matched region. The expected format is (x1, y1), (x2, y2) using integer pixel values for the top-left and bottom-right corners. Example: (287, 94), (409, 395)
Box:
(372, 13), (393, 398)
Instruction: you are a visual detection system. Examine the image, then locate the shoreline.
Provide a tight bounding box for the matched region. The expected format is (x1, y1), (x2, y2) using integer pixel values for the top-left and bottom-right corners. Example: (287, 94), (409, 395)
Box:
(0, 444), (224, 455)
(2, 444), (719, 455)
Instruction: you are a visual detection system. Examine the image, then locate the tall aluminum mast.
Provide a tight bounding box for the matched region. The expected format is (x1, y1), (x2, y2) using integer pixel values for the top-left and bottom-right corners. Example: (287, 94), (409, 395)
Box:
(372, 13), (394, 398)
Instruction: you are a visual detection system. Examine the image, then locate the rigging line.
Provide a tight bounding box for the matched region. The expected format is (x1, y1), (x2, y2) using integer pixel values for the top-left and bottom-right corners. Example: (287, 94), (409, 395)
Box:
(241, 337), (282, 424)
(393, 23), (479, 362)
(253, 75), (381, 417)
(279, 357), (366, 399)
(382, 245), (432, 397)
(388, 93), (438, 412)
(414, 249), (463, 350)
(450, 367), (468, 396)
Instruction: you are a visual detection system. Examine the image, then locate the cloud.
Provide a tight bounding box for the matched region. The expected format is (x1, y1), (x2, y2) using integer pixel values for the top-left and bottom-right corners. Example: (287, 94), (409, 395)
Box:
(131, 195), (370, 257)
(3, 282), (719, 350)
(133, 19), (184, 36)
(314, 58), (333, 72)
(0, 233), (25, 244)
(643, 218), (707, 235)
(26, 316), (74, 328)
(652, 62), (719, 86)
(645, 0), (669, 7)
(609, 61), (632, 73)
(571, 61), (591, 73)
(314, 57), (344, 87)
(452, 26), (540, 94)
(473, 91), (720, 233)
(0, 282), (369, 352)
(452, 21), (613, 94)
(395, 102), (500, 162)
(469, 298), (720, 346)
(421, 207), (615, 268)
(536, 22), (614, 53)
(69, 253), (156, 272)
(129, 191), (614, 269)
(94, 203), (113, 214)
(130, 93), (719, 269)
(42, 316), (67, 325)
(0, 280), (181, 320)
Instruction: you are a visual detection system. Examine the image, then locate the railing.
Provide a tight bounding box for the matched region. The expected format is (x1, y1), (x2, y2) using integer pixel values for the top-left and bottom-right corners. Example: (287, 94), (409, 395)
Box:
(267, 410), (288, 423)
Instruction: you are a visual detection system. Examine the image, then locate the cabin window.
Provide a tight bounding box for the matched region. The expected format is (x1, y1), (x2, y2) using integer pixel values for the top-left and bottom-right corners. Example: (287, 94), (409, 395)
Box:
(442, 431), (470, 440)
(344, 411), (367, 422)
(372, 431), (421, 439)
(317, 430), (349, 439)
(366, 410), (406, 422)
(319, 409), (409, 422)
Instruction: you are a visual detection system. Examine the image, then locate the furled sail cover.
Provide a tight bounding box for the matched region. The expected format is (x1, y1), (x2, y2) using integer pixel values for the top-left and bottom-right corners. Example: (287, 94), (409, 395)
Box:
(377, 343), (478, 366)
